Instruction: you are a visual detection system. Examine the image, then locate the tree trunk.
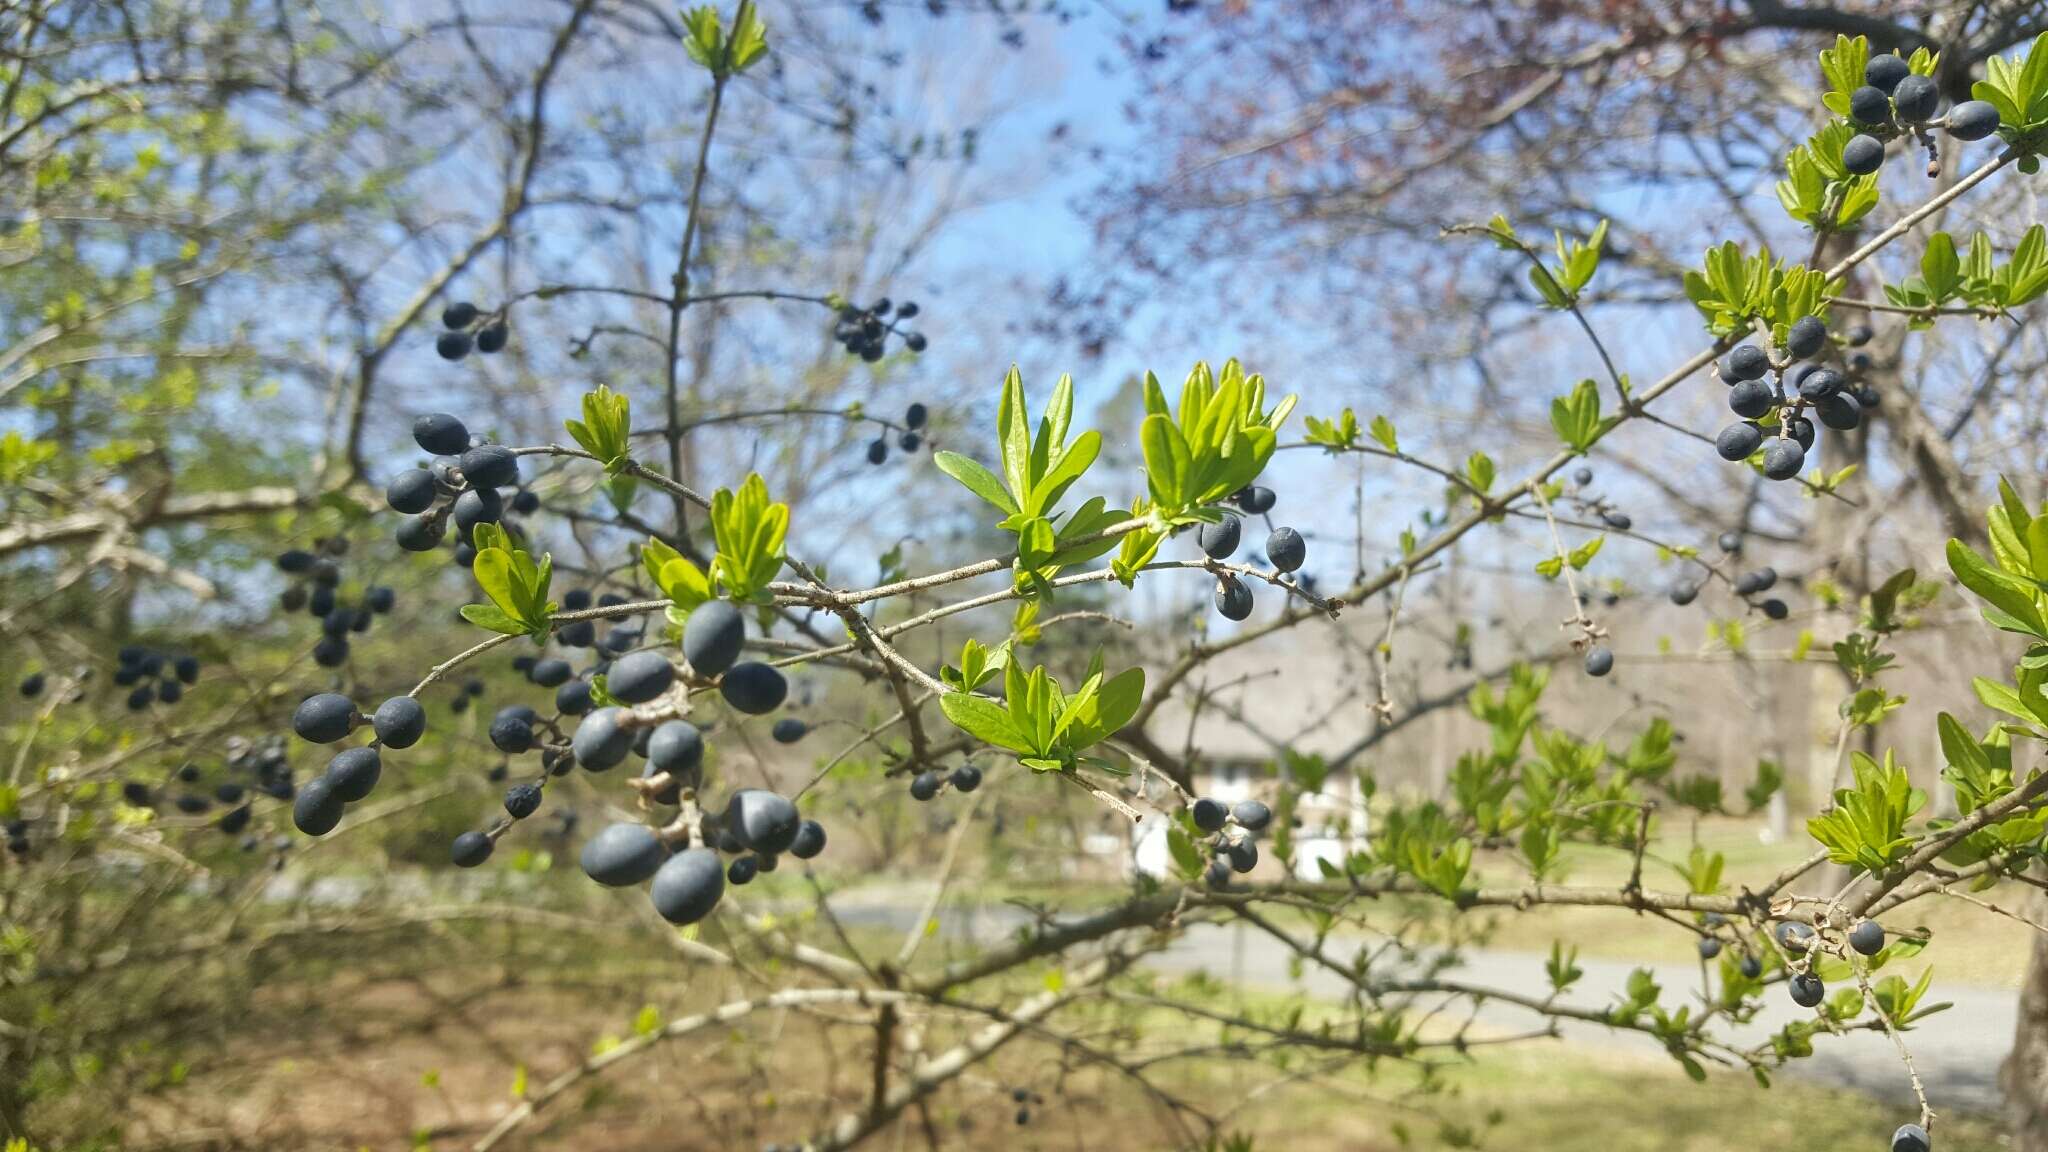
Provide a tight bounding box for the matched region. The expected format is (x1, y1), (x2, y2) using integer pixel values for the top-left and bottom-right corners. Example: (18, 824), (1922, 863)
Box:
(2004, 888), (2048, 1149)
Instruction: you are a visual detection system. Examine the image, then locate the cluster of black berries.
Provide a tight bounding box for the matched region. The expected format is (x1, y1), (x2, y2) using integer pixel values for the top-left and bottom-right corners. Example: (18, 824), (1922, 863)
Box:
(865, 402), (930, 465)
(834, 297), (926, 362)
(112, 644), (202, 711)
(1190, 795), (1273, 887)
(288, 691), (413, 835)
(1842, 53), (2000, 178)
(120, 738), (299, 852)
(276, 537), (397, 668)
(1194, 490), (1305, 623)
(1714, 315), (1872, 483)
(435, 300), (509, 361)
(1009, 1086), (1046, 1127)
(386, 412), (540, 565)
(907, 760), (982, 802)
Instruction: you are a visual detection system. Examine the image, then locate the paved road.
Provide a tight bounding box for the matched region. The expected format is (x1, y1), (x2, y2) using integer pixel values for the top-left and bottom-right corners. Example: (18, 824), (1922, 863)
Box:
(824, 895), (2019, 1116)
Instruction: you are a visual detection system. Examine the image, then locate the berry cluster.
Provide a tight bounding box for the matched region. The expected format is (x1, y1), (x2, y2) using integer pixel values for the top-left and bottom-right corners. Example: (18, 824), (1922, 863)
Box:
(907, 760), (982, 802)
(386, 412), (541, 564)
(1199, 486), (1306, 622)
(1189, 794), (1274, 886)
(117, 737), (299, 855)
(276, 537), (398, 668)
(435, 300), (510, 361)
(1714, 315), (1872, 482)
(283, 572), (812, 929)
(865, 402), (930, 465)
(1843, 53), (2000, 178)
(834, 297), (926, 362)
(111, 643), (202, 711)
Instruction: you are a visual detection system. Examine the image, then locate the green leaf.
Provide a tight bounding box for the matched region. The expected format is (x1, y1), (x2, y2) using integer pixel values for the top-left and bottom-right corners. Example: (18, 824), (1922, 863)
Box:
(997, 365), (1033, 508)
(461, 603), (529, 636)
(934, 450), (1018, 517)
(938, 692), (1035, 755)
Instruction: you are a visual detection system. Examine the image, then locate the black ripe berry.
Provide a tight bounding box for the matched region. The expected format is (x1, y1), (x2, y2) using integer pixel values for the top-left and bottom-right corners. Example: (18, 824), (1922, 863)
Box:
(505, 783), (543, 819)
(866, 438), (888, 465)
(1850, 919), (1886, 956)
(909, 770), (941, 801)
(1724, 344), (1769, 380)
(20, 672), (45, 698)
(1728, 379), (1774, 419)
(529, 658), (574, 688)
(727, 789), (802, 853)
(1843, 134), (1885, 176)
(1698, 937), (1722, 959)
(898, 430), (921, 453)
(1716, 423), (1762, 461)
(413, 413), (470, 456)
(1735, 566), (1778, 595)
(606, 651), (676, 704)
(1214, 575), (1253, 621)
(325, 746), (382, 802)
(1572, 467), (1593, 486)
(572, 708), (634, 771)
(451, 831), (494, 868)
(1817, 391), (1863, 431)
(1224, 838), (1257, 873)
(1235, 485), (1276, 514)
(1790, 416), (1816, 451)
(1192, 797), (1227, 832)
(555, 678), (594, 715)
(1583, 646), (1614, 677)
(648, 720), (705, 776)
(1893, 1124), (1930, 1152)
(459, 444), (520, 490)
(293, 692), (358, 744)
(771, 717), (808, 744)
(580, 822), (669, 886)
(436, 331), (473, 361)
(1761, 598), (1789, 620)
(475, 320), (508, 354)
(1948, 99), (2001, 141)
(1668, 580), (1699, 607)
(276, 548), (316, 573)
(1718, 531), (1743, 554)
(790, 819), (828, 859)
(1762, 439), (1805, 481)
(1849, 85), (1893, 126)
(292, 774), (345, 836)
(719, 662), (788, 715)
(1266, 527), (1306, 572)
(727, 855), (759, 885)
(1785, 315), (1828, 360)
(373, 696), (428, 749)
(1601, 511), (1632, 532)
(1864, 53), (1910, 94)
(649, 848), (725, 925)
(1740, 954), (1763, 979)
(489, 705), (538, 754)
(1796, 366), (1843, 401)
(1233, 799), (1272, 831)
(395, 513), (446, 552)
(1197, 516), (1241, 559)
(684, 600), (747, 678)
(1789, 971), (1825, 1007)
(905, 402), (928, 429)
(452, 488), (502, 533)
(950, 763), (983, 792)
(442, 302), (479, 330)
(1891, 73), (1939, 123)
